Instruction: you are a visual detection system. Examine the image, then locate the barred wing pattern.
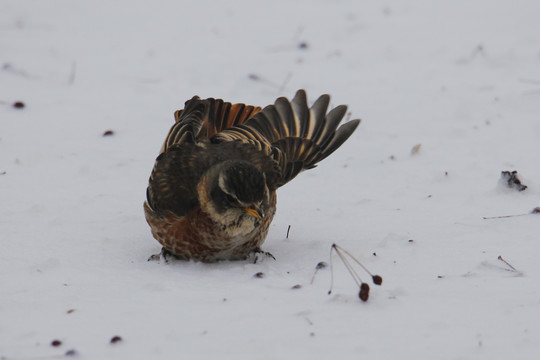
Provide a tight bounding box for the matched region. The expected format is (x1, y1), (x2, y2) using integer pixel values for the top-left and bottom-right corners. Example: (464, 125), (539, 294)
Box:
(159, 97), (261, 154)
(212, 90), (360, 187)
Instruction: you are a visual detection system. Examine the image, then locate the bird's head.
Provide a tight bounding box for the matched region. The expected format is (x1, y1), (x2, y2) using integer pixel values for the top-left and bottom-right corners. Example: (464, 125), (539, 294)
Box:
(199, 160), (270, 236)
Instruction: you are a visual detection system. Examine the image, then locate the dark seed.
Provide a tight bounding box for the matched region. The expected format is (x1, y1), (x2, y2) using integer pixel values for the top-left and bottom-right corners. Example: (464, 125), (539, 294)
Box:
(51, 339), (62, 347)
(298, 42), (308, 49)
(291, 284), (302, 289)
(65, 349), (77, 356)
(372, 275), (383, 285)
(315, 261), (327, 270)
(103, 130), (114, 136)
(359, 283), (370, 302)
(13, 101), (25, 108)
(67, 309), (75, 314)
(110, 335), (122, 344)
(254, 272), (264, 278)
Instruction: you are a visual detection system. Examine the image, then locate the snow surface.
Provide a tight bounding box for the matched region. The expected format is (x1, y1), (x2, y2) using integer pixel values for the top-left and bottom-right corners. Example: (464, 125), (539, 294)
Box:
(2, 1), (540, 359)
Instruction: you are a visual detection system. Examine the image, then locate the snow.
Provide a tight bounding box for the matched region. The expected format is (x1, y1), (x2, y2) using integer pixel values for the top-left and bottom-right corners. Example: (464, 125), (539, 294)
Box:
(2, 1), (540, 359)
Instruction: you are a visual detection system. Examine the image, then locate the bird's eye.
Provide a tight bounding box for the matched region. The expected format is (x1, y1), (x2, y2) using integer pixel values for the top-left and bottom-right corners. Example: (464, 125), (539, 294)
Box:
(225, 194), (237, 204)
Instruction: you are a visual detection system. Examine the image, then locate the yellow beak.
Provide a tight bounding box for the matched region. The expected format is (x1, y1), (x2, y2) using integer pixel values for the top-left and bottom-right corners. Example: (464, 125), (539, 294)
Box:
(244, 206), (263, 219)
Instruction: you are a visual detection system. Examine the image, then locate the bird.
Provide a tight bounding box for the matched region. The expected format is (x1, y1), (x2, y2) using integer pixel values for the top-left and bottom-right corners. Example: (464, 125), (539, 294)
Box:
(144, 90), (360, 262)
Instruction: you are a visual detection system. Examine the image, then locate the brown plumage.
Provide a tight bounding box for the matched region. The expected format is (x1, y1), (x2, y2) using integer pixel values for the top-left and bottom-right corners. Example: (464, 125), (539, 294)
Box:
(144, 90), (360, 262)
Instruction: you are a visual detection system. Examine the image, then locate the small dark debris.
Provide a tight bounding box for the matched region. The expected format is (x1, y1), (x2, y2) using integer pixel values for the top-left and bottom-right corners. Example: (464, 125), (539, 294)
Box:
(66, 309), (75, 314)
(110, 335), (122, 344)
(13, 101), (25, 109)
(410, 143), (421, 155)
(530, 207), (540, 214)
(65, 349), (77, 356)
(248, 73), (260, 81)
(298, 42), (309, 49)
(372, 252), (377, 256)
(315, 261), (327, 270)
(51, 339), (62, 347)
(103, 130), (115, 137)
(501, 170), (527, 191)
(286, 225), (291, 238)
(310, 332), (315, 337)
(291, 284), (302, 289)
(408, 239), (414, 243)
(254, 272), (265, 278)
(437, 275), (444, 279)
(0, 171), (6, 175)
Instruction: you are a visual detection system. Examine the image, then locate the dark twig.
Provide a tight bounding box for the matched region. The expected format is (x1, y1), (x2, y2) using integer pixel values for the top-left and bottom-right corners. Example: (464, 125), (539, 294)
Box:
(483, 207), (540, 220)
(497, 255), (519, 273)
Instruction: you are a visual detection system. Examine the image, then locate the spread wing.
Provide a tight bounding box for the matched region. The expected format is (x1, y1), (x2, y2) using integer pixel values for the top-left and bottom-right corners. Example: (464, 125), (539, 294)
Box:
(212, 90), (361, 188)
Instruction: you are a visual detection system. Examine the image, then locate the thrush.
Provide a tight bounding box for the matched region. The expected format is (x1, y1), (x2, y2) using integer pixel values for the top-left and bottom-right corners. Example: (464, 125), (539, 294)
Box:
(144, 90), (360, 262)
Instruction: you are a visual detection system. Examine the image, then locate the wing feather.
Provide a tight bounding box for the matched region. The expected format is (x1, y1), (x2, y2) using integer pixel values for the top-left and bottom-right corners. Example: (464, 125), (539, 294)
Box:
(219, 90), (361, 187)
(160, 96), (261, 155)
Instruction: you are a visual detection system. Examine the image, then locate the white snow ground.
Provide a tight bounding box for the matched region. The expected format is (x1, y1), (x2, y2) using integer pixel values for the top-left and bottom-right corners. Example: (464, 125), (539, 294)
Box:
(2, 1), (540, 359)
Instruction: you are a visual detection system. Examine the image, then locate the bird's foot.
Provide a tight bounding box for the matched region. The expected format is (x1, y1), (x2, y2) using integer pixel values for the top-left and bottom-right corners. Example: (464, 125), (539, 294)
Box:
(250, 247), (276, 264)
(147, 247), (181, 263)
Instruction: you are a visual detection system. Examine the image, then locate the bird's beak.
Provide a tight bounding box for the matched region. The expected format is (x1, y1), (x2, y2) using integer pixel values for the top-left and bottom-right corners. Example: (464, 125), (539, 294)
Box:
(244, 206), (263, 219)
